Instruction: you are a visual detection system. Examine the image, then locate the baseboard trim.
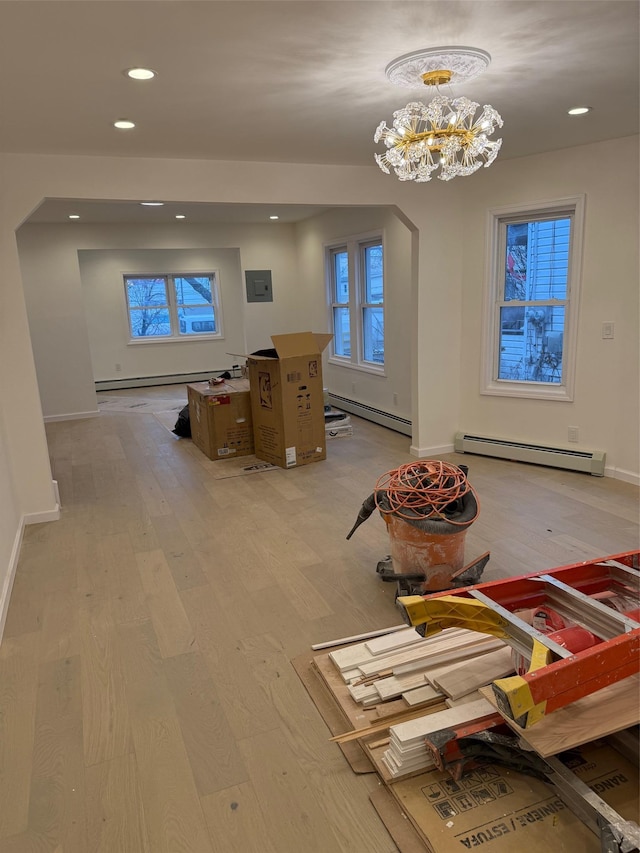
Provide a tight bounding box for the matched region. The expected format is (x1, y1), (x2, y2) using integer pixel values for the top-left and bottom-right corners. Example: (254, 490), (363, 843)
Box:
(604, 466), (640, 486)
(0, 518), (25, 643)
(44, 410), (99, 423)
(410, 443), (455, 458)
(24, 505), (61, 525)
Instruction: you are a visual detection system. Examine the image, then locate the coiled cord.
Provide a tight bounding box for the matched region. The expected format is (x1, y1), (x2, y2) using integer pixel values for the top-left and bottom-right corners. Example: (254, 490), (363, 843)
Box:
(374, 460), (479, 526)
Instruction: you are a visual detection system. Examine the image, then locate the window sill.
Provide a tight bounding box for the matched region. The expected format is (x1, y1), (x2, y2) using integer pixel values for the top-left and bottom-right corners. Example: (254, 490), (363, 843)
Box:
(127, 335), (223, 346)
(328, 357), (386, 377)
(481, 380), (573, 402)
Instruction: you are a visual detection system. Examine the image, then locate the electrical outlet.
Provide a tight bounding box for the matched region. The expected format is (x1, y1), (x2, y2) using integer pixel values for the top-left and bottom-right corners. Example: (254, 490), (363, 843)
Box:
(393, 393), (398, 406)
(602, 322), (615, 339)
(568, 426), (579, 443)
(351, 382), (356, 395)
(115, 363), (122, 372)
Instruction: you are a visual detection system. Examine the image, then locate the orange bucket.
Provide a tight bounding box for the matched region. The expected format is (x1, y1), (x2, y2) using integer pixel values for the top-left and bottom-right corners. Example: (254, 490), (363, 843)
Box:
(382, 512), (469, 591)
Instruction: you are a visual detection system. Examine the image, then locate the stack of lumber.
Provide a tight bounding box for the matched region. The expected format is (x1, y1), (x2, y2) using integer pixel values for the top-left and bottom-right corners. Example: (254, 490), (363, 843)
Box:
(382, 696), (497, 778)
(327, 626), (517, 780)
(328, 626), (514, 710)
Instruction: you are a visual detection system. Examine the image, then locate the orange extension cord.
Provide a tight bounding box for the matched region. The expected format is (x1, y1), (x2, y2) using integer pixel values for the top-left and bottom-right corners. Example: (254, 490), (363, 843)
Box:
(374, 460), (480, 526)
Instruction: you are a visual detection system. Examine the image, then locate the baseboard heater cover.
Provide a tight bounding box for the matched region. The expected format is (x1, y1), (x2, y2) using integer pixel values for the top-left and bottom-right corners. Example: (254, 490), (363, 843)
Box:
(454, 432), (605, 476)
(328, 394), (411, 436)
(95, 370), (226, 392)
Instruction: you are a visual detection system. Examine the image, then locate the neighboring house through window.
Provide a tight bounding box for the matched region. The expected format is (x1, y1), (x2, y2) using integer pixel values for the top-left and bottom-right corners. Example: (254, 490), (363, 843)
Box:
(327, 233), (384, 371)
(481, 196), (585, 400)
(124, 273), (223, 341)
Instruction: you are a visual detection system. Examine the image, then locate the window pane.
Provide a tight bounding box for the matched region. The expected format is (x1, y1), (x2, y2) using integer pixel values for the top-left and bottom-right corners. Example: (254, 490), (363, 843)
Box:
(363, 244), (383, 303)
(504, 219), (570, 302)
(130, 308), (171, 338)
(333, 251), (349, 303)
(498, 305), (564, 383)
(333, 307), (351, 356)
(126, 277), (170, 337)
(173, 276), (213, 307)
(363, 306), (384, 364)
(173, 276), (217, 336)
(126, 277), (167, 308)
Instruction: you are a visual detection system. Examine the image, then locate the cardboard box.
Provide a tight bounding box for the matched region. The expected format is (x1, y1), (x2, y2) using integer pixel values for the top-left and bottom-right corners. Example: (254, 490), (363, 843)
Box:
(187, 379), (254, 460)
(384, 739), (639, 853)
(247, 332), (332, 468)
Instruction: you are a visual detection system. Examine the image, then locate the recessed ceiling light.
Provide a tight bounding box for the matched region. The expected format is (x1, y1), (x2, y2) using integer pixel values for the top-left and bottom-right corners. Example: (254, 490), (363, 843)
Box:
(68, 214), (80, 219)
(568, 106), (592, 115)
(175, 214), (186, 219)
(125, 67), (156, 80)
(140, 201), (164, 206)
(269, 215), (279, 220)
(114, 119), (136, 129)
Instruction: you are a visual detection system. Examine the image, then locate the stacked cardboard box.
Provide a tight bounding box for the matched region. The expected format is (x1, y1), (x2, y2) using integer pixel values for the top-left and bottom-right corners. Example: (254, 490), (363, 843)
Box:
(187, 379), (254, 461)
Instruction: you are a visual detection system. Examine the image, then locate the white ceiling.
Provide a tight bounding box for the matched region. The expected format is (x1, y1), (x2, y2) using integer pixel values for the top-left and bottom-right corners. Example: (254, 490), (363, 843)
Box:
(3, 0), (638, 224)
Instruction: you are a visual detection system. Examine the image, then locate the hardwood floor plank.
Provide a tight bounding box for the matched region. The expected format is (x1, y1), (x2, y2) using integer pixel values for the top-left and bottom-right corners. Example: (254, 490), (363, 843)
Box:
(79, 592), (132, 766)
(163, 652), (248, 796)
(85, 753), (151, 853)
(27, 656), (87, 850)
(126, 672), (214, 853)
(0, 632), (40, 839)
(200, 782), (280, 853)
(101, 532), (150, 624)
(116, 619), (164, 686)
(40, 588), (80, 663)
(136, 549), (196, 658)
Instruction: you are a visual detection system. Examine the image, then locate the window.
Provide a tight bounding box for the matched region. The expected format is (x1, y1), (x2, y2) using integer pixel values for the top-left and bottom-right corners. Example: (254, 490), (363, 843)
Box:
(124, 273), (222, 341)
(327, 234), (384, 370)
(481, 196), (585, 400)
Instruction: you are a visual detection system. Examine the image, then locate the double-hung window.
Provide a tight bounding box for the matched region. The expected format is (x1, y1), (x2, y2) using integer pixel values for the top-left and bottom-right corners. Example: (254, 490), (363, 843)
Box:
(328, 234), (384, 370)
(481, 196), (585, 400)
(124, 273), (222, 341)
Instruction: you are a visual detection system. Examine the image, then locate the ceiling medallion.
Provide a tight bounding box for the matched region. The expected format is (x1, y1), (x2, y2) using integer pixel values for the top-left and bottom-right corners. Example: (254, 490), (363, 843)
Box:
(374, 46), (503, 183)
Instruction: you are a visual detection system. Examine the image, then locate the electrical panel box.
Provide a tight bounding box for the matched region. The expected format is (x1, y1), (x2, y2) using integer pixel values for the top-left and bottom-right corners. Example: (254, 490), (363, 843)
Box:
(245, 270), (273, 303)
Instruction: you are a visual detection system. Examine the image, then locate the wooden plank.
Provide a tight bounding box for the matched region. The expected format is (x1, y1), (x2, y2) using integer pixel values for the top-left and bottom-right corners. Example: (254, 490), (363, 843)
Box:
(431, 646), (515, 700)
(404, 685), (444, 706)
(136, 549), (196, 658)
(162, 652), (248, 796)
(390, 697), (496, 744)
(126, 672), (214, 853)
(479, 673), (640, 757)
(0, 632), (39, 840)
(85, 753), (151, 852)
(200, 783), (281, 853)
(79, 592), (132, 767)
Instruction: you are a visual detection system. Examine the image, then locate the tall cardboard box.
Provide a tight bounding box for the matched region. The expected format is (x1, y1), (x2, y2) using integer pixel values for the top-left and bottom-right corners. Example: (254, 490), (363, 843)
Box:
(247, 332), (332, 468)
(187, 379), (254, 460)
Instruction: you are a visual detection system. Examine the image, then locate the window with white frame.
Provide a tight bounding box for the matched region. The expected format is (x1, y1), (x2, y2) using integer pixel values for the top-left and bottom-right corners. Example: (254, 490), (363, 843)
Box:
(481, 196), (584, 400)
(328, 234), (384, 370)
(123, 273), (222, 341)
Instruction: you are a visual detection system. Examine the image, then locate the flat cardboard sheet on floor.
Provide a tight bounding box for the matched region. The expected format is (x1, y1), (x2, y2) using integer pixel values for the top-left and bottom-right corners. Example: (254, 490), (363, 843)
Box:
(386, 740), (638, 853)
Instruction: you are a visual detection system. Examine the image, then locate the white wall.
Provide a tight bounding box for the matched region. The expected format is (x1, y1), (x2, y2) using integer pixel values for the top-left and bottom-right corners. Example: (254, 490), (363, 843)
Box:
(295, 206), (413, 423)
(79, 248), (245, 383)
(457, 136), (639, 481)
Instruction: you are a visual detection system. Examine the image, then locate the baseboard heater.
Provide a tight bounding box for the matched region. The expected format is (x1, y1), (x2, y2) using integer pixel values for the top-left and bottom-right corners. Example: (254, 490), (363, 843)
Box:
(328, 393), (412, 436)
(454, 432), (605, 476)
(95, 370), (229, 392)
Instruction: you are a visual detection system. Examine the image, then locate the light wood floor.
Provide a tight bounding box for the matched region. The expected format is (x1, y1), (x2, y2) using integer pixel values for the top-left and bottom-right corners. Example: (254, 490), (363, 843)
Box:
(2, 385), (638, 852)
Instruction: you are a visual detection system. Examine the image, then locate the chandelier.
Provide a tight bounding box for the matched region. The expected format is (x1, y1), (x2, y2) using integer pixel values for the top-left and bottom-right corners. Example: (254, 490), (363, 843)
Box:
(374, 46), (503, 182)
